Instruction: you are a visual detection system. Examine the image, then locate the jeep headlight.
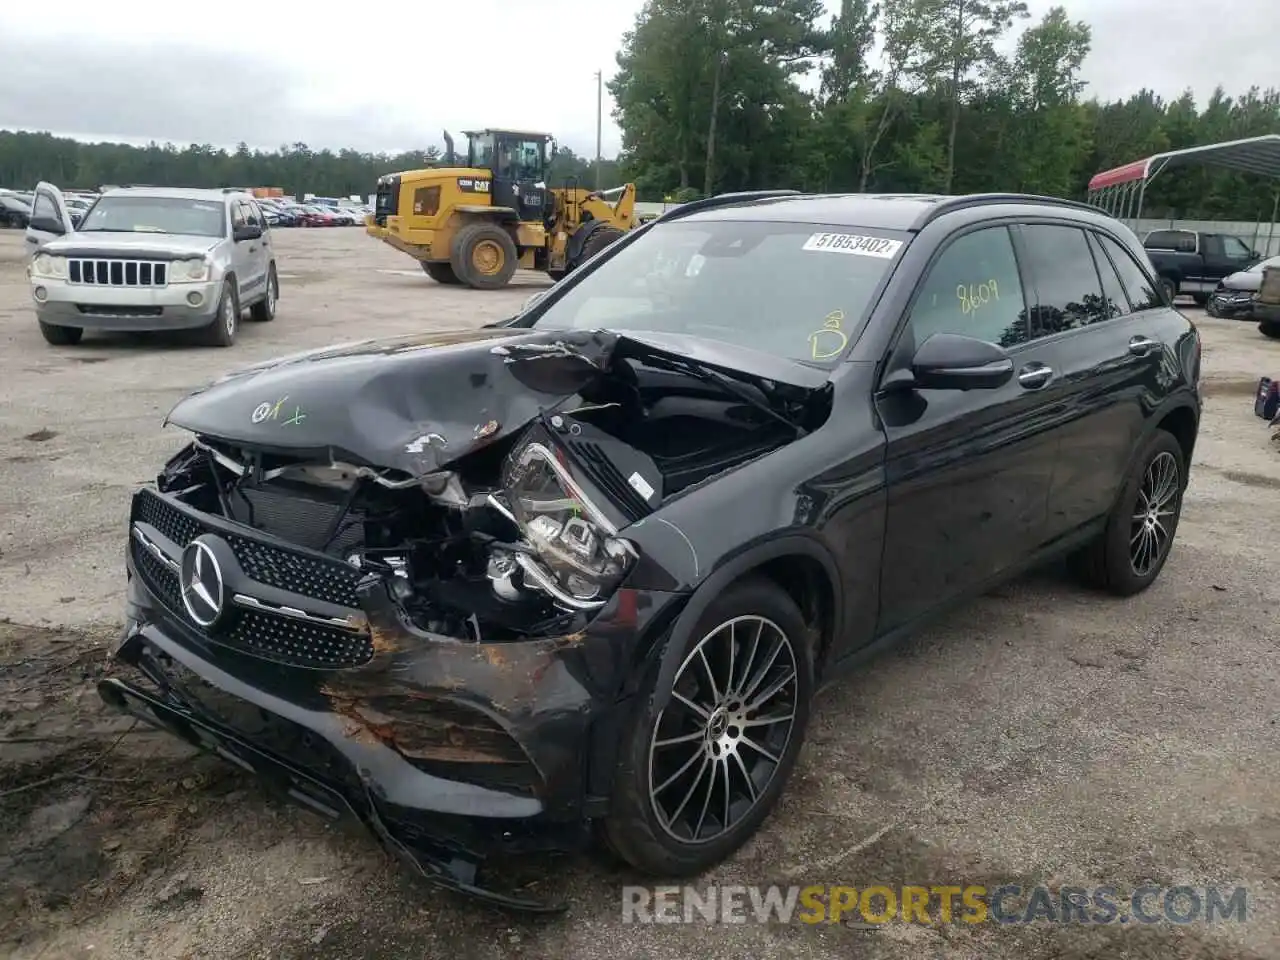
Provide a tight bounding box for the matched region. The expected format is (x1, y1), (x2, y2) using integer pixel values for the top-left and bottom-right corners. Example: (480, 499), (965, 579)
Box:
(31, 254), (68, 279)
(169, 258), (210, 282)
(492, 442), (637, 609)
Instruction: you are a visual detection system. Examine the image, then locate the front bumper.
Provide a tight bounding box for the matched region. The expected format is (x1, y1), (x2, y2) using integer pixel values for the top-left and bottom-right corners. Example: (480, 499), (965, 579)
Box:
(102, 488), (682, 908)
(30, 276), (221, 331)
(1208, 290), (1256, 317)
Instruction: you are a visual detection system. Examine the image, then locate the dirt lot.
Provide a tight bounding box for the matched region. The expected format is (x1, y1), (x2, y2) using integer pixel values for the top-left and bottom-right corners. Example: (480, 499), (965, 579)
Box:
(1, 226), (1278, 959)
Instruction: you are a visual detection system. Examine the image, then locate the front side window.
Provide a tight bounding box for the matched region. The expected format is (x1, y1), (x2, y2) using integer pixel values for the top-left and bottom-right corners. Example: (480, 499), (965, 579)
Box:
(530, 219), (906, 366)
(1222, 235), (1252, 259)
(468, 133), (495, 169)
(32, 192), (62, 225)
(908, 226), (1027, 348)
(78, 196), (226, 237)
(1019, 224), (1110, 336)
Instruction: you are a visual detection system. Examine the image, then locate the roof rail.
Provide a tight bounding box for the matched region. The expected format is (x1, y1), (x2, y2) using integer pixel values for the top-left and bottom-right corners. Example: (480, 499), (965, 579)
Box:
(914, 192), (1102, 229)
(656, 189), (802, 222)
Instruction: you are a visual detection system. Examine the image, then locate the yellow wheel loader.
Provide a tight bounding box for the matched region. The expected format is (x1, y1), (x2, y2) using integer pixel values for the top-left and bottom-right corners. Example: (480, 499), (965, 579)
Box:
(367, 128), (638, 289)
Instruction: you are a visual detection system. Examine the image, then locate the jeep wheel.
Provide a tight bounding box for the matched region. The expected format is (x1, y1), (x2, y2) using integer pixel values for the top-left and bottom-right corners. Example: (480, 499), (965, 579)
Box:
(1260, 321), (1280, 340)
(450, 223), (518, 290)
(249, 265), (278, 322)
(1069, 430), (1185, 596)
(1158, 277), (1178, 304)
(422, 261), (463, 285)
(198, 280), (239, 347)
(39, 321), (83, 346)
(602, 578), (814, 876)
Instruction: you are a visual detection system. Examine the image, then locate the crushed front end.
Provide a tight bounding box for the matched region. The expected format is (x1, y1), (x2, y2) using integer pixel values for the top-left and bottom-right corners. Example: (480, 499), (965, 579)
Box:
(103, 426), (680, 911)
(100, 327), (826, 908)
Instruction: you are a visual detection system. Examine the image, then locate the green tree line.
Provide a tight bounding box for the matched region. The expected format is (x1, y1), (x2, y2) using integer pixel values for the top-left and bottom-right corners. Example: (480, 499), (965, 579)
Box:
(610, 0), (1280, 219)
(0, 133), (620, 201)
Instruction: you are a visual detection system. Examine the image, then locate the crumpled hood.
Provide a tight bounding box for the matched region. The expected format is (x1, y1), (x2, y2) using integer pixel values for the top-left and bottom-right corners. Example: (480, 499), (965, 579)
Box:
(1220, 269), (1263, 292)
(44, 231), (219, 258)
(165, 325), (828, 476)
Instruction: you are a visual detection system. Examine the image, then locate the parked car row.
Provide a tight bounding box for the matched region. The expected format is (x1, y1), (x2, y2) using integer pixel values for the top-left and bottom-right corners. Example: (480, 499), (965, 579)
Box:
(2, 188), (100, 229)
(254, 197), (371, 228)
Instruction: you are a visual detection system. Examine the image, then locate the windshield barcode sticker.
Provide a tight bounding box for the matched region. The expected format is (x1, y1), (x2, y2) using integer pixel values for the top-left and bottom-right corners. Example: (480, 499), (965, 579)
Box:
(802, 233), (902, 258)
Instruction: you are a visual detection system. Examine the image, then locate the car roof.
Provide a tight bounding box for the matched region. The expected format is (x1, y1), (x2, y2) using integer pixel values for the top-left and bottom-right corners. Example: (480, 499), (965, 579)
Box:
(100, 186), (242, 202)
(679, 192), (1108, 233)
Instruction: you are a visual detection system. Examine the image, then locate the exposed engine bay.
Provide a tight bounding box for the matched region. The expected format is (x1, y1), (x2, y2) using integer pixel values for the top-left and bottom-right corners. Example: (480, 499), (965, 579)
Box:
(156, 329), (832, 643)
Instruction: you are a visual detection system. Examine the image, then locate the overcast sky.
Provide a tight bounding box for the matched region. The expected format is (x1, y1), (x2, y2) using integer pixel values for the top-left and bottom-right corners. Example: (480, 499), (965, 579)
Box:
(0, 1), (1273, 158)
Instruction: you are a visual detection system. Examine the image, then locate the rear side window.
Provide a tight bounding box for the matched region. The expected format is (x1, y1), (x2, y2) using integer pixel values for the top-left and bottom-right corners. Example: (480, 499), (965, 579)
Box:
(1019, 224), (1110, 337)
(1085, 232), (1128, 320)
(1095, 234), (1162, 311)
(908, 226), (1027, 348)
(1145, 230), (1193, 251)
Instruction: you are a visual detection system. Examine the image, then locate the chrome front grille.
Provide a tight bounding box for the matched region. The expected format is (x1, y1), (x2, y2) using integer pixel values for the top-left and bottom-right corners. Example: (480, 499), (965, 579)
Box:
(68, 259), (168, 287)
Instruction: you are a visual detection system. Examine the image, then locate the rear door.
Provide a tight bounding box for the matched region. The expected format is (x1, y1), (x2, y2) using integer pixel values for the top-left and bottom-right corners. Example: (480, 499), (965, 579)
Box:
(874, 224), (1059, 633)
(1014, 222), (1168, 542)
(24, 182), (73, 252)
(228, 201), (258, 302)
(242, 200), (271, 295)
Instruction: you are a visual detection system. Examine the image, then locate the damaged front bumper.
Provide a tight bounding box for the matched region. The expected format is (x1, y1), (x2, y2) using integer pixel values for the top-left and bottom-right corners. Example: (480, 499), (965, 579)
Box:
(101, 491), (682, 911)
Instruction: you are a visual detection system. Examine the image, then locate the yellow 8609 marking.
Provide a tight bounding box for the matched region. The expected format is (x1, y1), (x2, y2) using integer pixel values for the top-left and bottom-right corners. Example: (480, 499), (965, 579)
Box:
(957, 279), (1000, 315)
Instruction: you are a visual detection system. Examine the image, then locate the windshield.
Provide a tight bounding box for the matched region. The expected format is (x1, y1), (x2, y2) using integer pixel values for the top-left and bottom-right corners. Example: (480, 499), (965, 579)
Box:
(530, 219), (906, 366)
(468, 133), (496, 168)
(78, 196), (226, 236)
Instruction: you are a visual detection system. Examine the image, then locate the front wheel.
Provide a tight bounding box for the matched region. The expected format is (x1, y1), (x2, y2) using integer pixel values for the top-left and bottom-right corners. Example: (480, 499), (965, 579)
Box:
(1159, 277), (1178, 304)
(1260, 321), (1280, 340)
(1069, 430), (1185, 596)
(39, 321), (83, 345)
(197, 280), (239, 347)
(601, 578), (814, 876)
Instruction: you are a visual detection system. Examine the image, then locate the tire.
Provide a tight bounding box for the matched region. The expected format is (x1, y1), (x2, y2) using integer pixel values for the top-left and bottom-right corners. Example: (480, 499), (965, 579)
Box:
(1069, 430), (1185, 596)
(1260, 321), (1280, 340)
(198, 280), (239, 347)
(1158, 277), (1178, 304)
(1190, 293), (1208, 307)
(1205, 298), (1222, 318)
(575, 226), (625, 269)
(422, 261), (463, 285)
(450, 222), (518, 289)
(601, 577), (815, 876)
(39, 321), (83, 345)
(248, 265), (277, 322)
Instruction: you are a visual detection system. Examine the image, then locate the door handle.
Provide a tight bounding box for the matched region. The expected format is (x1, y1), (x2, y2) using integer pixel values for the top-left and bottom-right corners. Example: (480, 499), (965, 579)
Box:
(1017, 364), (1054, 389)
(1128, 335), (1160, 356)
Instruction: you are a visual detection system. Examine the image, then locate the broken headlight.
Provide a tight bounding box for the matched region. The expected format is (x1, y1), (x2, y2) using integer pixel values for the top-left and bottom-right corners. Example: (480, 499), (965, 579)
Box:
(493, 441), (637, 610)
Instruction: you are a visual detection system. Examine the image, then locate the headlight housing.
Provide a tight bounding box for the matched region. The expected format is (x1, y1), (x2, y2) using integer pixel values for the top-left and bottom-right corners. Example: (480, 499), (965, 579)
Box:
(31, 254), (68, 279)
(493, 441), (637, 609)
(168, 258), (210, 282)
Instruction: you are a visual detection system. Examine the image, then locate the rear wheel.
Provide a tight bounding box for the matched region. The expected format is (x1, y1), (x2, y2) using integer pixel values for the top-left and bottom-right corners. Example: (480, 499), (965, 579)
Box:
(450, 223), (518, 290)
(1069, 430), (1185, 596)
(1191, 293), (1208, 307)
(575, 226), (625, 269)
(1260, 321), (1280, 340)
(39, 321), (83, 345)
(248, 265), (277, 322)
(1158, 276), (1178, 303)
(422, 261), (463, 285)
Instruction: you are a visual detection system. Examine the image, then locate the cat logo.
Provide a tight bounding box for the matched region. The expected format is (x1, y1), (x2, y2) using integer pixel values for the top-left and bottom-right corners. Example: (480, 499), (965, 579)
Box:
(458, 178), (491, 194)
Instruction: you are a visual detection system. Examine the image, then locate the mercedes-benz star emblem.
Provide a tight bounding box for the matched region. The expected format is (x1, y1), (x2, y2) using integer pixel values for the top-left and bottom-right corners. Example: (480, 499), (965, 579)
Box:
(180, 538), (225, 628)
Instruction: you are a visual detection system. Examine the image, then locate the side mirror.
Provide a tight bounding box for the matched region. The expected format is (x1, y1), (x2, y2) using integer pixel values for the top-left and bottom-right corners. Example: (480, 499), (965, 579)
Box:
(233, 224), (263, 242)
(28, 215), (65, 235)
(910, 333), (1014, 391)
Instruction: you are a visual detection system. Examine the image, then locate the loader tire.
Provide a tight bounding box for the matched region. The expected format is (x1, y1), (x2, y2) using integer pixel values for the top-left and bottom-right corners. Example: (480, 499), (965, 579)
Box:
(422, 261), (463, 285)
(450, 223), (518, 290)
(576, 226), (625, 269)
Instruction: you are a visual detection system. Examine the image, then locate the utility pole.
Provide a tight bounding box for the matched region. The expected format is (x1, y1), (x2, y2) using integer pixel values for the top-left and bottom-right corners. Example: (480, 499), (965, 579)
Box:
(594, 69), (603, 190)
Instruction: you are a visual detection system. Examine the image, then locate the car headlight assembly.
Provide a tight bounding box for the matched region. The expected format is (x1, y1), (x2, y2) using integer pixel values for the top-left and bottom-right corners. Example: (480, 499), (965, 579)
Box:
(491, 441), (637, 610)
(169, 258), (210, 282)
(31, 254), (68, 279)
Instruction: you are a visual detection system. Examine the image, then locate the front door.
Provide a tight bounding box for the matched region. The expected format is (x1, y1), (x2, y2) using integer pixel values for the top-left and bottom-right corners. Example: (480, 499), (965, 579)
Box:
(25, 182), (73, 252)
(874, 224), (1059, 634)
(492, 135), (547, 222)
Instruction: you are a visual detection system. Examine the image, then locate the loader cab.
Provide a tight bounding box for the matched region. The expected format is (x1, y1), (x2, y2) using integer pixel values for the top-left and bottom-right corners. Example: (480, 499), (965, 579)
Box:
(464, 129), (550, 224)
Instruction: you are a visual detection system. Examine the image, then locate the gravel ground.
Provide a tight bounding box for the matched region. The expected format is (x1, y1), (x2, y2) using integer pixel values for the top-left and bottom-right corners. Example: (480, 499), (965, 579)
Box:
(1, 226), (1278, 960)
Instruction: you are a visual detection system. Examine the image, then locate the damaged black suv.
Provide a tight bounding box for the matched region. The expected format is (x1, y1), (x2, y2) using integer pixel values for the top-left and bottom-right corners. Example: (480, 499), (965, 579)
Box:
(101, 190), (1201, 909)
